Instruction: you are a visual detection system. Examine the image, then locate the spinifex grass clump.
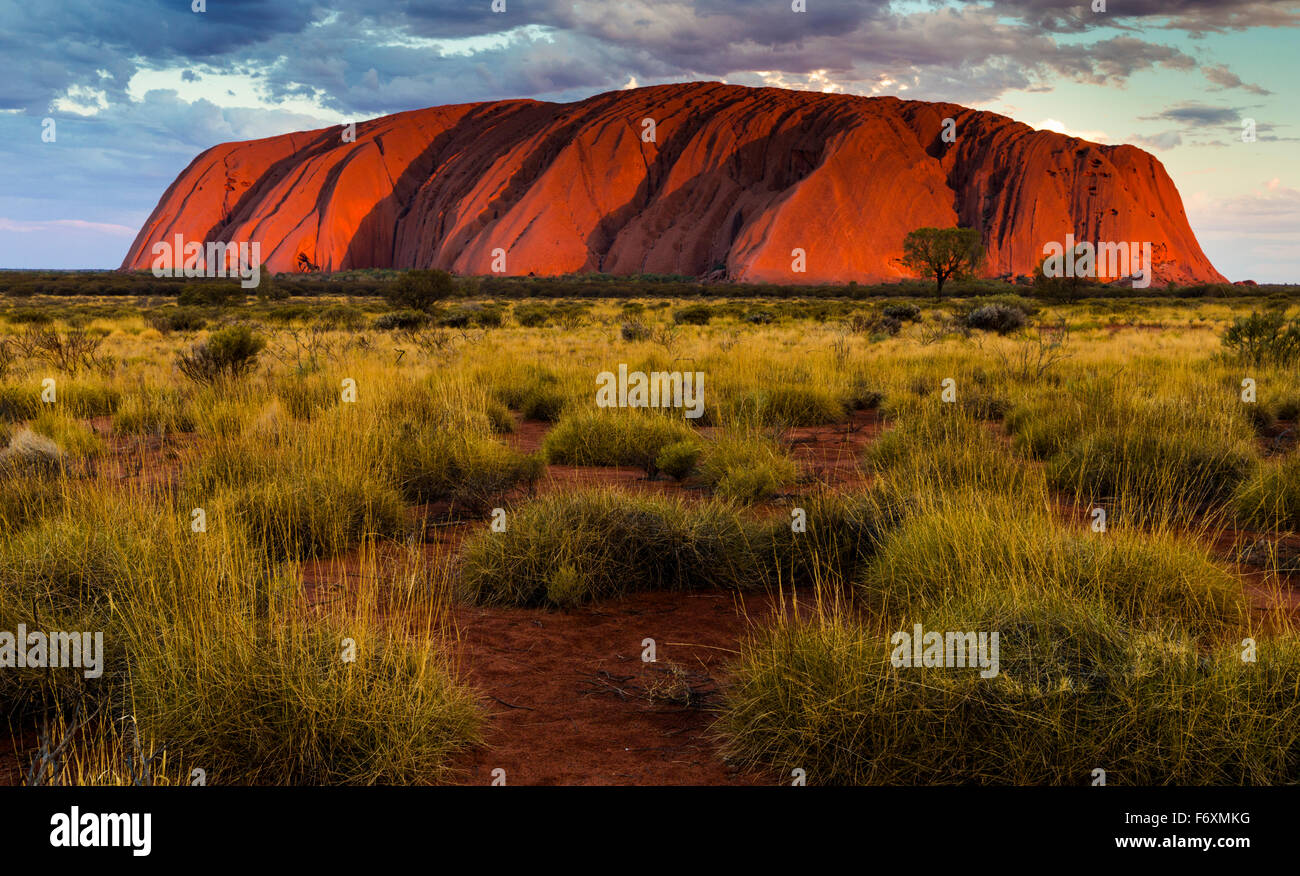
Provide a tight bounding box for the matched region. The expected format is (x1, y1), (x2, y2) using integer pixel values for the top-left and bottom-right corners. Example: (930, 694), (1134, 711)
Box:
(758, 488), (903, 588)
(867, 404), (1038, 496)
(129, 618), (480, 785)
(700, 382), (847, 428)
(0, 487), (204, 715)
(218, 471), (408, 562)
(111, 385), (196, 434)
(1234, 454), (1300, 531)
(383, 420), (543, 513)
(459, 489), (761, 606)
(1, 472), (482, 784)
(1005, 380), (1257, 522)
(543, 409), (697, 476)
(720, 590), (1300, 785)
(0, 381), (119, 421)
(29, 410), (104, 460)
(697, 431), (797, 501)
(0, 461), (65, 531)
(490, 365), (571, 422)
(24, 706), (191, 787)
(859, 494), (1247, 638)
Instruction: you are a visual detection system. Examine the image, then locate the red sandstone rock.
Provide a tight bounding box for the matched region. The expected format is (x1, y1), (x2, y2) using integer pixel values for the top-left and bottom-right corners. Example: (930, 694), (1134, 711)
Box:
(122, 82), (1226, 285)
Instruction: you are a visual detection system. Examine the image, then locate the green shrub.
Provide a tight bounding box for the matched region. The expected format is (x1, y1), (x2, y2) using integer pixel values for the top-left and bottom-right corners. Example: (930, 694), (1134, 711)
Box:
(882, 303), (921, 322)
(146, 307), (207, 334)
(177, 283), (245, 308)
(178, 326), (266, 384)
(964, 303), (1026, 334)
(673, 304), (713, 325)
(1222, 311), (1300, 366)
(513, 303), (553, 327)
(316, 304), (367, 330)
(386, 269), (454, 312)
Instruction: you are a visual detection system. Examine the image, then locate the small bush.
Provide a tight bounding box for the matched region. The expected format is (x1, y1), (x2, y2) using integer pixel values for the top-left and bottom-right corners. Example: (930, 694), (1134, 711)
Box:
(177, 326), (266, 384)
(621, 319), (652, 341)
(373, 310), (429, 331)
(964, 304), (1026, 334)
(386, 269), (454, 312)
(1222, 311), (1300, 366)
(673, 304), (713, 325)
(882, 303), (921, 322)
(147, 307), (207, 334)
(513, 303), (553, 327)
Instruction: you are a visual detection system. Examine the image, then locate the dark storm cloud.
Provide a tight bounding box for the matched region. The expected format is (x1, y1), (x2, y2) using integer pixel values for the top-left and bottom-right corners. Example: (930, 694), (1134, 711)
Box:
(0, 0), (318, 111)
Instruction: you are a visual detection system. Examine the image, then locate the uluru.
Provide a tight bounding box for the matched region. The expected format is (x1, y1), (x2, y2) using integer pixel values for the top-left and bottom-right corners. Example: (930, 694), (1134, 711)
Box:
(122, 82), (1226, 286)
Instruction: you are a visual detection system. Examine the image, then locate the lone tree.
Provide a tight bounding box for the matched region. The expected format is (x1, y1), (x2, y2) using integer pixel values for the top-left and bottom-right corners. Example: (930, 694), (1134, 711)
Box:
(387, 268), (455, 312)
(900, 227), (985, 297)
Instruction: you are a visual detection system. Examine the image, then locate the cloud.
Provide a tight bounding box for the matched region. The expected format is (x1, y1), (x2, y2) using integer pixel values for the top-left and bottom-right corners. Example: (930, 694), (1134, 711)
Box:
(1128, 130), (1184, 150)
(0, 217), (136, 236)
(1143, 102), (1245, 126)
(1203, 63), (1272, 94)
(963, 0), (1300, 34)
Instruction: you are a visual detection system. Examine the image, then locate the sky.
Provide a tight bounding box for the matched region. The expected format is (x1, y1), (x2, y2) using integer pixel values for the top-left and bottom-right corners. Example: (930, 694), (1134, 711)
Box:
(0, 0), (1296, 282)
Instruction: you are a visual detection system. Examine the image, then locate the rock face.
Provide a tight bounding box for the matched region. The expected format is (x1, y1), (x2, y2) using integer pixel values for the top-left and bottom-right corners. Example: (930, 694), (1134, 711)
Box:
(122, 82), (1226, 285)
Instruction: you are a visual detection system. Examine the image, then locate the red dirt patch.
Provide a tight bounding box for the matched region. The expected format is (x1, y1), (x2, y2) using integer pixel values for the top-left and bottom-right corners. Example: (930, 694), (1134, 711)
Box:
(446, 589), (782, 786)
